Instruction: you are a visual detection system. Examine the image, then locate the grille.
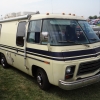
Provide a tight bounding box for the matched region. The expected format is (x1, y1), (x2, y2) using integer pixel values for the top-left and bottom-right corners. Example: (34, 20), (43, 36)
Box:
(77, 59), (100, 75)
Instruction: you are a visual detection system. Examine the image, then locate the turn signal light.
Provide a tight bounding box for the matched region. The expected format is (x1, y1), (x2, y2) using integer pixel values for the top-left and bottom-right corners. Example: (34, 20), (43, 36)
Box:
(46, 13), (49, 15)
(65, 75), (71, 79)
(73, 14), (75, 16)
(62, 13), (65, 15)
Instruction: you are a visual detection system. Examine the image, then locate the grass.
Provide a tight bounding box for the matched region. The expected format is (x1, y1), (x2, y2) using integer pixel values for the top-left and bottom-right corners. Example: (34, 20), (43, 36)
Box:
(97, 24), (100, 26)
(0, 66), (100, 100)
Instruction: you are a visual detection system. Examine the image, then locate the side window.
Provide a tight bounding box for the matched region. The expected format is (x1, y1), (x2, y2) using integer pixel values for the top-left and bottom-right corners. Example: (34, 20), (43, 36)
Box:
(0, 24), (2, 35)
(27, 20), (41, 43)
(16, 21), (26, 46)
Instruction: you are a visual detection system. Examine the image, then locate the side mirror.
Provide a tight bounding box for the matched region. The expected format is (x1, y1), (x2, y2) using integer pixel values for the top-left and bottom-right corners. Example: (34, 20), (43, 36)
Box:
(42, 32), (48, 36)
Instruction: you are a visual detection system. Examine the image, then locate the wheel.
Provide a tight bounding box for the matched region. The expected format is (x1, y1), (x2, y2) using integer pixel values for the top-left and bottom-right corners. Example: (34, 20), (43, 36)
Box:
(0, 54), (8, 68)
(36, 68), (50, 90)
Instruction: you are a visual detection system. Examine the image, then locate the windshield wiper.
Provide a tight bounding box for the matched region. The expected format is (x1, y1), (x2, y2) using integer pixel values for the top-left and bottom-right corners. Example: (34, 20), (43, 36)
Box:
(58, 41), (75, 43)
(58, 41), (90, 47)
(89, 38), (97, 41)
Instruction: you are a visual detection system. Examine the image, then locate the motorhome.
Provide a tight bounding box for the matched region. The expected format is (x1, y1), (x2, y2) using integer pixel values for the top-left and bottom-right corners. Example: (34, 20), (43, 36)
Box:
(0, 12), (100, 90)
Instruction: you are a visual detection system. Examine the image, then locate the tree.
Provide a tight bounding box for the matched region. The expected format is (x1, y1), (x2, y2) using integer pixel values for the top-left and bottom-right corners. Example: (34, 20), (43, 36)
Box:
(98, 16), (100, 19)
(93, 15), (97, 19)
(89, 16), (93, 19)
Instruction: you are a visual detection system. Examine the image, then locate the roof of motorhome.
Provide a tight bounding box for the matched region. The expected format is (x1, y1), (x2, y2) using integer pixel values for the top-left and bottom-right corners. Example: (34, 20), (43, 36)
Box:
(0, 13), (86, 23)
(31, 14), (86, 20)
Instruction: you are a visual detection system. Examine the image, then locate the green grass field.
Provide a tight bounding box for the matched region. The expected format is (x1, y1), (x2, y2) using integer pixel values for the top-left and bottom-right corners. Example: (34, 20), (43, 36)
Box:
(0, 65), (100, 100)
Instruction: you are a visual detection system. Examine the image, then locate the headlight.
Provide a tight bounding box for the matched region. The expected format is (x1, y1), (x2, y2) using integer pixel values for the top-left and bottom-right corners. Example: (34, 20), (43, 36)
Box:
(65, 66), (75, 79)
(66, 67), (71, 74)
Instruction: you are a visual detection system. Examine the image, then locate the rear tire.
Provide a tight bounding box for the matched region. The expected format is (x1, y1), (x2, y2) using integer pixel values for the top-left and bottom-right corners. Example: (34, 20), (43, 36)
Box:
(36, 68), (50, 90)
(0, 54), (8, 68)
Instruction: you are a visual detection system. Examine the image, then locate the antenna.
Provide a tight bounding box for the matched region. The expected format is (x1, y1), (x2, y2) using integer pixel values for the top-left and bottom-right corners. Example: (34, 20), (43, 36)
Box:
(51, 0), (53, 14)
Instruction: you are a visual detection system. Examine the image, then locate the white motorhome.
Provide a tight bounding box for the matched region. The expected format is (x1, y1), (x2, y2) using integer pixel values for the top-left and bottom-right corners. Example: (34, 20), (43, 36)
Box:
(0, 12), (100, 90)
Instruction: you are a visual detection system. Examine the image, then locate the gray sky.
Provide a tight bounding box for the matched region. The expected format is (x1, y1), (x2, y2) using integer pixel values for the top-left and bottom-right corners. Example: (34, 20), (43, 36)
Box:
(0, 0), (100, 18)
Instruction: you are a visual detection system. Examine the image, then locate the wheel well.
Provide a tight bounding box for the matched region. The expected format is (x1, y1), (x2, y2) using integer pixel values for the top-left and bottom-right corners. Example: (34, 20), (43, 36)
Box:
(0, 52), (3, 60)
(0, 53), (1, 57)
(0, 53), (4, 57)
(32, 65), (47, 78)
(0, 52), (1, 64)
(32, 65), (39, 77)
(0, 53), (6, 60)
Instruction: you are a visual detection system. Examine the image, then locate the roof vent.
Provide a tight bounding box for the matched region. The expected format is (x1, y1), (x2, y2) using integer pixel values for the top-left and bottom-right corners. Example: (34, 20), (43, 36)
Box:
(3, 11), (40, 19)
(16, 11), (39, 16)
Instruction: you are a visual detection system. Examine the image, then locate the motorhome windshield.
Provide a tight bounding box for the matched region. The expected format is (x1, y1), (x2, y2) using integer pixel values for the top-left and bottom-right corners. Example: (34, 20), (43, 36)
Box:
(42, 19), (99, 46)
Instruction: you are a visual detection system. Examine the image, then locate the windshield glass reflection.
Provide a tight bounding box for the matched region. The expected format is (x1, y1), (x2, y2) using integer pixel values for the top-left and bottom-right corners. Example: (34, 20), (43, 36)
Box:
(42, 19), (89, 46)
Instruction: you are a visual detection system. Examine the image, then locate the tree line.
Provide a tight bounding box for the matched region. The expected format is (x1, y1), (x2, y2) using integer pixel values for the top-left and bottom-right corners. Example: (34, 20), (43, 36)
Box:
(89, 15), (100, 19)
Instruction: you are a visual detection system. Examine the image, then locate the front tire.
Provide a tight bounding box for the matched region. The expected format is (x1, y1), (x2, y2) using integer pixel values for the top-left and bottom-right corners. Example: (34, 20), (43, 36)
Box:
(36, 68), (50, 90)
(0, 54), (8, 68)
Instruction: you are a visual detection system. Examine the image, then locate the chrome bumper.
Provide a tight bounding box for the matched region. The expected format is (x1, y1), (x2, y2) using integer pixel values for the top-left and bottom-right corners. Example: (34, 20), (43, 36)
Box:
(59, 74), (100, 90)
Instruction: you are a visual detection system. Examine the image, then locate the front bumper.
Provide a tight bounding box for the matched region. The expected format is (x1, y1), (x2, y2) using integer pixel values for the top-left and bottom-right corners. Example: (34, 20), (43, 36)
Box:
(59, 74), (100, 90)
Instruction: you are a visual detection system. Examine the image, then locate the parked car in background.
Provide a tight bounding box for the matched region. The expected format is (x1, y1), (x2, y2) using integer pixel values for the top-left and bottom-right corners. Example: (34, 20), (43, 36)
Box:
(89, 19), (100, 25)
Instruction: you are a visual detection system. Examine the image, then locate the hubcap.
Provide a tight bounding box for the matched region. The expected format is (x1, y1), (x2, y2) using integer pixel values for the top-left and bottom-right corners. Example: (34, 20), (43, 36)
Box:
(37, 75), (42, 85)
(1, 58), (5, 66)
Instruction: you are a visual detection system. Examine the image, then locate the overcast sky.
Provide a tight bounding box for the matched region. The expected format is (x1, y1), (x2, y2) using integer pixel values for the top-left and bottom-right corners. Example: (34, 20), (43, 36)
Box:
(0, 0), (100, 18)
